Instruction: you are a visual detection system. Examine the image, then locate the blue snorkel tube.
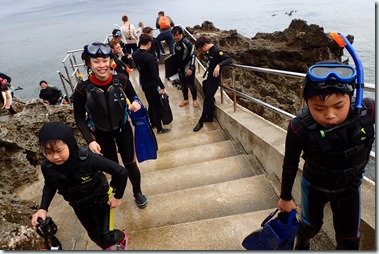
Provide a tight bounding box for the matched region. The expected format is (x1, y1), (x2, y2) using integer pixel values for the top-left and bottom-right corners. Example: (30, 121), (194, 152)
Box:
(330, 32), (364, 114)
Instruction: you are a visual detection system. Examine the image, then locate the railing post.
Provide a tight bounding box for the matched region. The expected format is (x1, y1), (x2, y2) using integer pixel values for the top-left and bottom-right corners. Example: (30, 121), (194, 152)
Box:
(58, 71), (72, 105)
(232, 69), (237, 112)
(63, 63), (75, 93)
(220, 71), (224, 104)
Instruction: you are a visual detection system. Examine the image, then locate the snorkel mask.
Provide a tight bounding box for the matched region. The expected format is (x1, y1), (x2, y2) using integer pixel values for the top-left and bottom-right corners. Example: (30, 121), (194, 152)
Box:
(330, 32), (364, 114)
(86, 42), (112, 58)
(304, 61), (356, 100)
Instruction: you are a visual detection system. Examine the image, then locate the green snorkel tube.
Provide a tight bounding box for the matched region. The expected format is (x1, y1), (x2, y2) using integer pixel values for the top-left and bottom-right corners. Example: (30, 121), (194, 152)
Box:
(330, 32), (364, 114)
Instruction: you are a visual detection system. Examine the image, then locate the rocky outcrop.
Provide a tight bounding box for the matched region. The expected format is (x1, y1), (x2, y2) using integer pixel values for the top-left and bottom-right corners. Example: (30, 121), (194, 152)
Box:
(187, 19), (352, 128)
(0, 19), (353, 249)
(0, 100), (84, 249)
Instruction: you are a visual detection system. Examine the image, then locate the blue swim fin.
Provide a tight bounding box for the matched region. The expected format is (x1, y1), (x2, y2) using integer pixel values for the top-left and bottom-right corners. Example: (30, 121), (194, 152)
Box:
(242, 209), (299, 250)
(131, 105), (158, 163)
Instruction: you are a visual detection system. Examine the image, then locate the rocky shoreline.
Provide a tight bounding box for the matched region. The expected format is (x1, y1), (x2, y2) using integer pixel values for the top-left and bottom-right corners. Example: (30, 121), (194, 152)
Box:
(0, 19), (351, 249)
(187, 19), (349, 129)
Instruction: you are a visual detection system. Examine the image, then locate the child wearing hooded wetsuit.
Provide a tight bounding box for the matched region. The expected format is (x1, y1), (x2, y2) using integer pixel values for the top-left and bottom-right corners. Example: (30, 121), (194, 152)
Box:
(31, 122), (128, 250)
(277, 60), (375, 250)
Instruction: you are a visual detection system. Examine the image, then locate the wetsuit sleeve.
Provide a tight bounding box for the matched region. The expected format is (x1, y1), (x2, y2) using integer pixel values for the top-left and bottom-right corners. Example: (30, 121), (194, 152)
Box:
(280, 118), (305, 201)
(183, 39), (196, 71)
(218, 51), (232, 67)
(73, 81), (95, 144)
(154, 38), (161, 59)
(92, 154), (128, 200)
(169, 16), (175, 27)
(52, 87), (62, 98)
(155, 17), (160, 29)
(39, 167), (58, 211)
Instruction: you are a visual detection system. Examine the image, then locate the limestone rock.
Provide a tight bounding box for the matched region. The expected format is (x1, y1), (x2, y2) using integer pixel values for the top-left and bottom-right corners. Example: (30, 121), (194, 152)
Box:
(187, 19), (352, 128)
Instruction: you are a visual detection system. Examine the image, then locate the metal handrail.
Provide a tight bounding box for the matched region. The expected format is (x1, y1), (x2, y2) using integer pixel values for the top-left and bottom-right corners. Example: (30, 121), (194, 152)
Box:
(57, 25), (375, 160)
(214, 64), (376, 160)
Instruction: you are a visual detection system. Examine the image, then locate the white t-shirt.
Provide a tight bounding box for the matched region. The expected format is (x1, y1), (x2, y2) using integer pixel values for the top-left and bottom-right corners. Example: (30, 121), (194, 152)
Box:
(121, 23), (138, 44)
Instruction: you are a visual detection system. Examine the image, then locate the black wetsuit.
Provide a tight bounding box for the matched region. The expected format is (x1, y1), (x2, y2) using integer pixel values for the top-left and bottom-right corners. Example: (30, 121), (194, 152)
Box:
(173, 37), (197, 101)
(111, 54), (130, 78)
(38, 122), (128, 249)
(39, 86), (62, 105)
(137, 37), (161, 75)
(132, 48), (166, 131)
(200, 45), (232, 123)
(280, 98), (375, 250)
(73, 73), (143, 196)
(138, 37), (161, 60)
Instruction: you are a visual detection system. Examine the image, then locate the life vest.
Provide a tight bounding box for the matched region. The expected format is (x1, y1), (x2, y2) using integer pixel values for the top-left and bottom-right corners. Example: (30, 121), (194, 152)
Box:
(85, 79), (128, 132)
(298, 101), (374, 186)
(42, 146), (109, 208)
(159, 16), (170, 29)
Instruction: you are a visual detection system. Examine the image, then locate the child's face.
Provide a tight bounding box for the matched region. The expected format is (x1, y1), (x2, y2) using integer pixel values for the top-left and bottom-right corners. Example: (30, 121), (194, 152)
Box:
(89, 57), (111, 81)
(44, 140), (70, 165)
(40, 82), (48, 89)
(112, 43), (123, 55)
(307, 93), (351, 127)
(173, 32), (183, 42)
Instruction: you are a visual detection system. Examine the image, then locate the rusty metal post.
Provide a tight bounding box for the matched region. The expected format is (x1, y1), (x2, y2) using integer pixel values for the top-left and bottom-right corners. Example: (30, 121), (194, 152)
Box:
(58, 71), (72, 105)
(232, 70), (237, 112)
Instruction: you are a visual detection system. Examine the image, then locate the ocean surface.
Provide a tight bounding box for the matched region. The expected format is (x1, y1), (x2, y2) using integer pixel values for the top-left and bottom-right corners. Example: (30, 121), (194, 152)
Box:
(0, 0), (376, 179)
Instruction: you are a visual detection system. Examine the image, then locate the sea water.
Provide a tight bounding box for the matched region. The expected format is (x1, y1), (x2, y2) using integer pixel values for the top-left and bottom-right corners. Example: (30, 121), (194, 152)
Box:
(0, 0), (375, 100)
(0, 0), (376, 179)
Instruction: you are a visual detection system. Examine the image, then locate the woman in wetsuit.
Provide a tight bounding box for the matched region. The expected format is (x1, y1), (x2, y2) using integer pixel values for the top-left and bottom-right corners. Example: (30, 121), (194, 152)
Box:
(73, 42), (147, 208)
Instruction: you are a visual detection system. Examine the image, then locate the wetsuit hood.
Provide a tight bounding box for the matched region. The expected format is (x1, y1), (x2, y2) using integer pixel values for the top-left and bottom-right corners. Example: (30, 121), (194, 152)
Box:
(39, 122), (79, 162)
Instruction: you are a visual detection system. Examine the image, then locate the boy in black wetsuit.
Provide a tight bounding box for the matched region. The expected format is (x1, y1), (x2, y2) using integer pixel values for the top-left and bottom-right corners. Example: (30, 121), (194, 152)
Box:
(277, 60), (375, 250)
(32, 122), (129, 250)
(132, 33), (171, 134)
(172, 26), (198, 108)
(193, 37), (232, 132)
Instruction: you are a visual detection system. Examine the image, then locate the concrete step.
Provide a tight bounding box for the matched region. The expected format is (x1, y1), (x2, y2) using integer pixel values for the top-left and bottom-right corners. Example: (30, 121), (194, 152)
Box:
(125, 154), (257, 197)
(157, 129), (226, 153)
(155, 119), (221, 143)
(91, 209), (277, 250)
(115, 175), (279, 232)
(88, 208), (335, 251)
(138, 140), (240, 172)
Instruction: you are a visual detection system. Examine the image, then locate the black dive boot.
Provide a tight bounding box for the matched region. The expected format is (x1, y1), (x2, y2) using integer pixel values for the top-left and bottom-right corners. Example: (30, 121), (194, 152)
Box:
(294, 235), (310, 250)
(126, 162), (147, 208)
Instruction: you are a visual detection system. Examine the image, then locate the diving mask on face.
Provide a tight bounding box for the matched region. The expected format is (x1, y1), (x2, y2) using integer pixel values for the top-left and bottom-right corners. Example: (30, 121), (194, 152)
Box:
(86, 43), (112, 58)
(308, 63), (356, 83)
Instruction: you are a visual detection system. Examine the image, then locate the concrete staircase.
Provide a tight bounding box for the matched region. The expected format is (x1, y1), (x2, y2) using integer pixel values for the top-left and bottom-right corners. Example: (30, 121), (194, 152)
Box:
(17, 65), (338, 250)
(85, 67), (282, 250)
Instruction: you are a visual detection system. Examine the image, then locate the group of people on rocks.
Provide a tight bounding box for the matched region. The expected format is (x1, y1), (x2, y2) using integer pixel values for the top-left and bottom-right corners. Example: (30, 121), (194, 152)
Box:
(25, 10), (375, 251)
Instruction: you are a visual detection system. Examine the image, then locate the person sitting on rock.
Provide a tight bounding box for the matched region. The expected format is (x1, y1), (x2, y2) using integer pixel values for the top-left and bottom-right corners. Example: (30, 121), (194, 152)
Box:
(0, 72), (16, 114)
(0, 77), (12, 110)
(39, 80), (63, 105)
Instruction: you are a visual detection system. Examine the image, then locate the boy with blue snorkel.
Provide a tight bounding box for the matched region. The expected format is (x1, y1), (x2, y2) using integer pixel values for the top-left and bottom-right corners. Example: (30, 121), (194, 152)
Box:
(277, 33), (375, 250)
